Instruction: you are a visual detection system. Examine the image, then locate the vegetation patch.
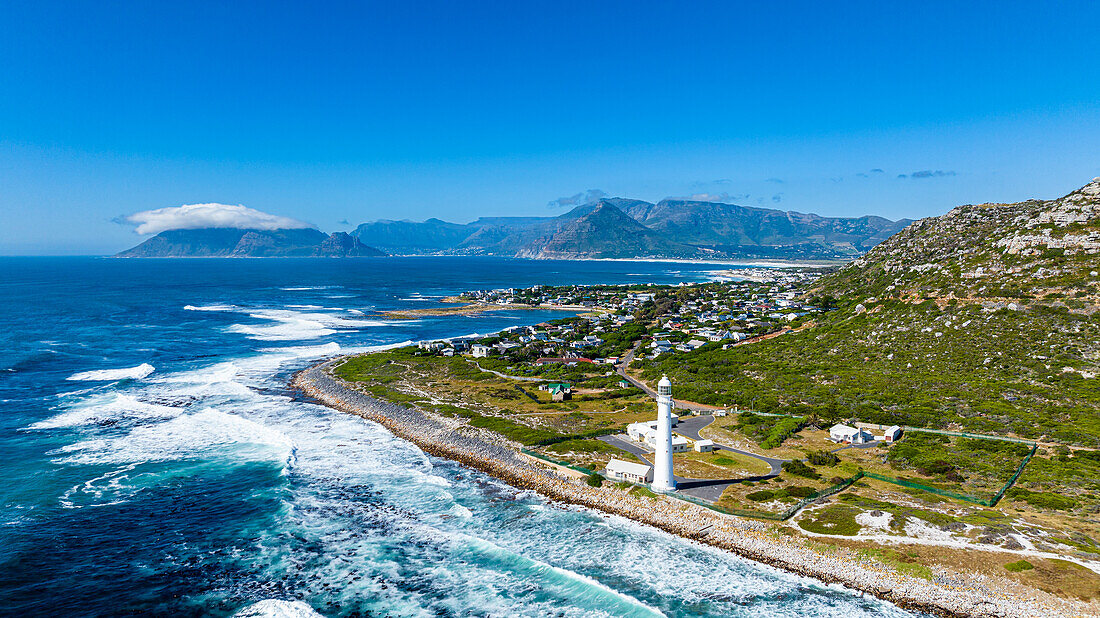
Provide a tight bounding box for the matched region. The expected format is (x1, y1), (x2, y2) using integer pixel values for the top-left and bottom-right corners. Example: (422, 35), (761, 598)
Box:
(885, 432), (1032, 500)
(798, 505), (862, 536)
(1005, 559), (1035, 572)
(782, 459), (821, 480)
(730, 412), (806, 449)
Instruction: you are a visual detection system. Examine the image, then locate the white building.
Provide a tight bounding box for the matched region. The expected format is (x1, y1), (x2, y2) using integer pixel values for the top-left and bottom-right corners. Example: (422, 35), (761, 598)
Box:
(605, 459), (653, 483)
(881, 425), (902, 442)
(830, 423), (874, 444)
(417, 340), (445, 351)
(470, 344), (492, 358)
(693, 439), (716, 453)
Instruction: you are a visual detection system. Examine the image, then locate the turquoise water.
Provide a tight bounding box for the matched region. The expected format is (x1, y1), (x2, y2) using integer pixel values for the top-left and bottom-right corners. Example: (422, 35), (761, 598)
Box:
(0, 257), (916, 617)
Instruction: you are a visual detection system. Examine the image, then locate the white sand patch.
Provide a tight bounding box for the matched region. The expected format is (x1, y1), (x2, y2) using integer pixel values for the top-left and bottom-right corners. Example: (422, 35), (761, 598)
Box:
(903, 518), (956, 542)
(856, 510), (893, 531)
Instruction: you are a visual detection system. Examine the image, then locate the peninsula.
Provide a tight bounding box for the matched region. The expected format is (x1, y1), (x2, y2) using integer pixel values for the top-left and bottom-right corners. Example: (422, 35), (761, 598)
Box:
(295, 179), (1100, 617)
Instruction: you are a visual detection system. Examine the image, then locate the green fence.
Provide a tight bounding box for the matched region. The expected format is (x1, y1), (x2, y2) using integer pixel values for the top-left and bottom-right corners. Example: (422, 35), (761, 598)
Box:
(861, 471), (994, 506)
(990, 443), (1039, 507)
(902, 426), (1037, 445)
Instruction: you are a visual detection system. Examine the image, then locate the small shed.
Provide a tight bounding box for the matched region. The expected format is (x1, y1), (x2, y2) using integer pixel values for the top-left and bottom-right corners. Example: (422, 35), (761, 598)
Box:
(694, 439), (716, 452)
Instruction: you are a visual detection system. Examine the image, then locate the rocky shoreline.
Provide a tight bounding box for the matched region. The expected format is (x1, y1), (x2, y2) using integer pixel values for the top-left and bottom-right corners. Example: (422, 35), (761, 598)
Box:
(292, 357), (1089, 618)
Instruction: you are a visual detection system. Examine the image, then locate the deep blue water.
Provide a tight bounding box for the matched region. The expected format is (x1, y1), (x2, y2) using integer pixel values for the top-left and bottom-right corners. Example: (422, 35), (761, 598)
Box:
(0, 257), (914, 617)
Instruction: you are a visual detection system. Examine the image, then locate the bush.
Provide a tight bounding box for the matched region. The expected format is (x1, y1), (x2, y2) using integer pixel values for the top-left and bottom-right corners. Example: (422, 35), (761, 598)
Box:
(786, 486), (815, 498)
(1004, 559), (1034, 572)
(1007, 487), (1078, 511)
(746, 490), (776, 501)
(807, 450), (840, 466)
(585, 473), (604, 488)
(782, 460), (821, 480)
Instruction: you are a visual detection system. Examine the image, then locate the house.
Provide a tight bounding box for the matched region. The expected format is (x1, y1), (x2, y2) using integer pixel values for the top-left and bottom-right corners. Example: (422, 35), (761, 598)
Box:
(417, 340), (445, 351)
(617, 380), (631, 388)
(441, 348), (455, 357)
(881, 425), (902, 442)
(605, 459), (653, 483)
(470, 344), (492, 358)
(829, 423), (874, 444)
(693, 439), (716, 452)
(548, 382), (572, 401)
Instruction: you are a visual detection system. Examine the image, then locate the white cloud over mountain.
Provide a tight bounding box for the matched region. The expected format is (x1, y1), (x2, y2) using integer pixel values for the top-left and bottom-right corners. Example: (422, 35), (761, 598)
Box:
(123, 203), (314, 235)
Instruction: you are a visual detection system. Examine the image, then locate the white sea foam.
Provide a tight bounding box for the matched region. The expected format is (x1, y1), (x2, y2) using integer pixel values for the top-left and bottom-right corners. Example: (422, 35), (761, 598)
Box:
(233, 600), (324, 618)
(67, 363), (155, 381)
(227, 308), (397, 341)
(184, 304), (237, 312)
(257, 342), (342, 357)
(29, 393), (184, 430)
(55, 408), (296, 467)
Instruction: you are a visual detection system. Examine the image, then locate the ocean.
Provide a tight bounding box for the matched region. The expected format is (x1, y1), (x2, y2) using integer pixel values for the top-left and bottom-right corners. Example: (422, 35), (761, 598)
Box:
(0, 257), (916, 617)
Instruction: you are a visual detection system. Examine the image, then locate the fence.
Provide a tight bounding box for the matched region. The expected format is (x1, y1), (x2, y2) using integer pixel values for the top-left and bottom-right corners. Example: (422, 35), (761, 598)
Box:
(524, 432), (1039, 519)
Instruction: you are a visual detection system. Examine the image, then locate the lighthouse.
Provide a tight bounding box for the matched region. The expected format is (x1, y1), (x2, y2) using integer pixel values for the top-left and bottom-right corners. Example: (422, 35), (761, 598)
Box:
(652, 375), (676, 491)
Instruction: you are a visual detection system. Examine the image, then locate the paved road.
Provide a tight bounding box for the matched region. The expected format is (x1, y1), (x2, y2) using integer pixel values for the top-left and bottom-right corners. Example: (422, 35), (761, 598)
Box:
(614, 342), (716, 413)
(598, 414), (791, 502)
(676, 415), (787, 476)
(464, 358), (544, 382)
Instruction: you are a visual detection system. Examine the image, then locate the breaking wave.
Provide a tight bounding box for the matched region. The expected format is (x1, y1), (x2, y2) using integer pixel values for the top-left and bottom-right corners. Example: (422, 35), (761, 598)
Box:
(67, 363), (155, 381)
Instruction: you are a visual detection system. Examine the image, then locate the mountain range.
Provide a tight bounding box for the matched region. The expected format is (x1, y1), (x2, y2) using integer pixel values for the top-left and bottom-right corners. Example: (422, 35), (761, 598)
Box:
(350, 198), (910, 260)
(116, 197), (910, 260)
(116, 228), (386, 258)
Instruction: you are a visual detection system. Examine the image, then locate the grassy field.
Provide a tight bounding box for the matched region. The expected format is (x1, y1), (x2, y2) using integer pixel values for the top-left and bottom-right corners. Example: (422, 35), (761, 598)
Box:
(636, 449), (771, 480)
(334, 348), (657, 446)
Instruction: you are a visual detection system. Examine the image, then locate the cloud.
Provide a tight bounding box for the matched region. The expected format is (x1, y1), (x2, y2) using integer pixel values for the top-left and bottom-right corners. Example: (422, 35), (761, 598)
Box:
(771, 193), (783, 203)
(897, 174), (908, 179)
(547, 189), (608, 209)
(338, 219), (350, 226)
(856, 172), (869, 178)
(908, 170), (956, 179)
(668, 192), (733, 203)
(765, 177), (784, 184)
(870, 168), (884, 174)
(120, 203), (314, 235)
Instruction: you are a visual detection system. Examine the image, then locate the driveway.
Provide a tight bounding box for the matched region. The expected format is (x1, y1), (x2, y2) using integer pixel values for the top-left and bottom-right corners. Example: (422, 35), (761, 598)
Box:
(597, 415), (791, 503)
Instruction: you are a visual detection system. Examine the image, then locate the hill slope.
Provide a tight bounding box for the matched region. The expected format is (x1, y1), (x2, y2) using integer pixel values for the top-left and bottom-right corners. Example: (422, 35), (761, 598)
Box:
(517, 202), (700, 259)
(639, 179), (1100, 446)
(817, 178), (1100, 300)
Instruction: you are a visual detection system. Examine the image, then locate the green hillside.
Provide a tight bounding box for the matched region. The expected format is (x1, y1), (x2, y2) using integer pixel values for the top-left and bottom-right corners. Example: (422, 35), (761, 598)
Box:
(639, 179), (1100, 446)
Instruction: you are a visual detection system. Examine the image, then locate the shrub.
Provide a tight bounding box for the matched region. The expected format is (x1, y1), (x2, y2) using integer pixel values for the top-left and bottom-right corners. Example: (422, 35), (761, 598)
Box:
(807, 450), (840, 466)
(1007, 487), (1078, 511)
(1004, 559), (1034, 572)
(746, 490), (775, 501)
(585, 473), (604, 488)
(782, 460), (821, 480)
(786, 486), (815, 498)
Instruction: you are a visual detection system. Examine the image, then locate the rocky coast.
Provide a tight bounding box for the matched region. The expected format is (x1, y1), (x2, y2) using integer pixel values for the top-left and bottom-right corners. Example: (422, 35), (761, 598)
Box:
(293, 357), (1092, 618)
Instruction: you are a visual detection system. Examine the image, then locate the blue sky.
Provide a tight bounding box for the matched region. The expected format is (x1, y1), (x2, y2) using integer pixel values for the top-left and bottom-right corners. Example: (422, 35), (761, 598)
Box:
(2, 1), (1099, 254)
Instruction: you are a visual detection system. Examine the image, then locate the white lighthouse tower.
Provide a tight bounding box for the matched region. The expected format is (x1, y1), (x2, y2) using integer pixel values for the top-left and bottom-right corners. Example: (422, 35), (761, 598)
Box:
(652, 375), (676, 491)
